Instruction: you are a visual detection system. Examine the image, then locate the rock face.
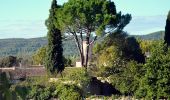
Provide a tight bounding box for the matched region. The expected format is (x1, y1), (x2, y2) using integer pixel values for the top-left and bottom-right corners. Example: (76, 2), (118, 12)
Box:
(87, 77), (120, 96)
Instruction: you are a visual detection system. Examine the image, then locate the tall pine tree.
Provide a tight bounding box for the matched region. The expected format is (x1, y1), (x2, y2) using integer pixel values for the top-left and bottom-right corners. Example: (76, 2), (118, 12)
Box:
(164, 11), (170, 46)
(45, 0), (64, 75)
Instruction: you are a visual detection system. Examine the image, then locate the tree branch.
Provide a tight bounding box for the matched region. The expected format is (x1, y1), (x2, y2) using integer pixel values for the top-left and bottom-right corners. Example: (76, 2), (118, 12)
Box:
(88, 36), (97, 46)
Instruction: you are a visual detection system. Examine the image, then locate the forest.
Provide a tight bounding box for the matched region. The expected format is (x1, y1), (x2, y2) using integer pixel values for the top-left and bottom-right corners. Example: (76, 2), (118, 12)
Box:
(0, 31), (164, 57)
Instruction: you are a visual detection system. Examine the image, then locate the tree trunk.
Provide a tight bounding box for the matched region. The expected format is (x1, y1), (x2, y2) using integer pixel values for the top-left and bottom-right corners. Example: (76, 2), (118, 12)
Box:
(80, 32), (84, 67)
(85, 33), (90, 69)
(73, 32), (84, 67)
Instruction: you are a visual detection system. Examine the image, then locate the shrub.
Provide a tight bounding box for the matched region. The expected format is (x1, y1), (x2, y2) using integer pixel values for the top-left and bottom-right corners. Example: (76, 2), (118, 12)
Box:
(53, 84), (82, 100)
(62, 68), (90, 86)
(27, 85), (52, 100)
(135, 41), (170, 99)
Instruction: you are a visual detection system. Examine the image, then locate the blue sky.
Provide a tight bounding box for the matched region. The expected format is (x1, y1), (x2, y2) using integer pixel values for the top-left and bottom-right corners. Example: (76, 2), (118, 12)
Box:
(0, 0), (169, 39)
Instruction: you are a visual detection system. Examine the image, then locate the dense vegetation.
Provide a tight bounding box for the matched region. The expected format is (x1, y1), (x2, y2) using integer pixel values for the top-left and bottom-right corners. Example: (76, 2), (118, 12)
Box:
(0, 37), (77, 57)
(0, 31), (164, 58)
(0, 37), (47, 57)
(0, 68), (88, 100)
(45, 0), (64, 75)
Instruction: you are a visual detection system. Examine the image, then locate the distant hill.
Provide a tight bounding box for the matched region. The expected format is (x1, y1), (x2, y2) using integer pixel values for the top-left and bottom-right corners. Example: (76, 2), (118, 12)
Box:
(0, 37), (77, 57)
(0, 31), (164, 57)
(133, 31), (164, 40)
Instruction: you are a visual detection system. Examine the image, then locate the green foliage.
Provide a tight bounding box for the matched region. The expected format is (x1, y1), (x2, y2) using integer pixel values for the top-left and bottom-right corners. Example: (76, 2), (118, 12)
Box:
(0, 37), (47, 57)
(57, 0), (132, 36)
(92, 32), (144, 95)
(25, 76), (49, 86)
(106, 61), (143, 95)
(0, 37), (78, 58)
(63, 57), (72, 67)
(0, 72), (12, 100)
(56, 0), (120, 36)
(56, 0), (131, 68)
(90, 59), (144, 96)
(98, 46), (119, 68)
(32, 46), (47, 65)
(61, 67), (90, 97)
(9, 67), (91, 99)
(0, 56), (18, 67)
(11, 86), (29, 100)
(10, 76), (83, 100)
(53, 84), (82, 100)
(139, 40), (154, 53)
(123, 36), (145, 63)
(45, 0), (64, 75)
(0, 31), (164, 58)
(12, 84), (55, 100)
(9, 76), (50, 100)
(93, 43), (102, 54)
(94, 32), (145, 67)
(164, 11), (170, 46)
(136, 41), (170, 99)
(62, 68), (90, 85)
(26, 85), (53, 100)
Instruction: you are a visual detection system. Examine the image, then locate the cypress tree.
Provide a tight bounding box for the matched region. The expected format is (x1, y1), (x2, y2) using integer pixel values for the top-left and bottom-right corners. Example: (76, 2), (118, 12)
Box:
(164, 11), (170, 46)
(45, 0), (64, 75)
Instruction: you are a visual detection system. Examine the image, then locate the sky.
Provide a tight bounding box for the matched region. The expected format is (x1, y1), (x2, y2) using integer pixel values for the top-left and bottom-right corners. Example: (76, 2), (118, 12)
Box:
(0, 0), (169, 39)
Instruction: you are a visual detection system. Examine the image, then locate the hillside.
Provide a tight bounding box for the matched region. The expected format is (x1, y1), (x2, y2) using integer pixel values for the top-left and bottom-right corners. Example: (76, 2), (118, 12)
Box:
(0, 37), (78, 57)
(134, 31), (164, 40)
(0, 31), (164, 57)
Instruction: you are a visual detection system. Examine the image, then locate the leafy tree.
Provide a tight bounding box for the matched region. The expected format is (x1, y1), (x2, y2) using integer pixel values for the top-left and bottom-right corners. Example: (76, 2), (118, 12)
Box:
(98, 46), (119, 68)
(0, 56), (18, 67)
(123, 36), (145, 63)
(109, 61), (143, 95)
(56, 0), (131, 68)
(45, 0), (64, 75)
(95, 31), (145, 64)
(138, 40), (154, 53)
(32, 46), (47, 65)
(136, 41), (170, 99)
(92, 31), (145, 95)
(164, 11), (170, 46)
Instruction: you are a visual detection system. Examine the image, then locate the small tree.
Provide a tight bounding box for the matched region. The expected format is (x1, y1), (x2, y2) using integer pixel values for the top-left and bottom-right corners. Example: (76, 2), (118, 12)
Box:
(45, 0), (64, 75)
(0, 56), (17, 67)
(32, 46), (46, 65)
(164, 11), (170, 46)
(56, 0), (131, 68)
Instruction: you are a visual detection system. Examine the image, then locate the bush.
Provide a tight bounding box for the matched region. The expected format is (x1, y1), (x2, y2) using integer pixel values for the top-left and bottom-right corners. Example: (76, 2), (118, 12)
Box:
(62, 68), (90, 85)
(11, 78), (84, 100)
(27, 85), (52, 100)
(11, 82), (56, 100)
(0, 72), (12, 100)
(53, 84), (82, 100)
(135, 41), (170, 99)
